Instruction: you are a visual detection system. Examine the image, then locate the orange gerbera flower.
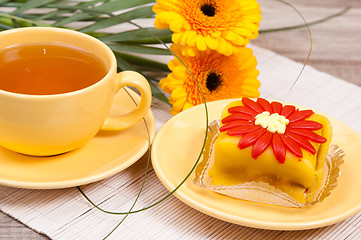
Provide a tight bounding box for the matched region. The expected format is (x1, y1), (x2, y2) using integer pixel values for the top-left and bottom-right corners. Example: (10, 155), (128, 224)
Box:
(159, 44), (260, 115)
(153, 0), (262, 56)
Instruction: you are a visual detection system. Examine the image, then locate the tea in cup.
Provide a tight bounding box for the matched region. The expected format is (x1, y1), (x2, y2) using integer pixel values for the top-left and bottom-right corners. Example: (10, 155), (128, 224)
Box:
(0, 27), (152, 156)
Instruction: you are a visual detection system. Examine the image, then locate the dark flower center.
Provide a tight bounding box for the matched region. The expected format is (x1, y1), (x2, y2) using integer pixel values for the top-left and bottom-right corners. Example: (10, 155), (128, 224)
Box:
(206, 72), (222, 92)
(201, 4), (216, 17)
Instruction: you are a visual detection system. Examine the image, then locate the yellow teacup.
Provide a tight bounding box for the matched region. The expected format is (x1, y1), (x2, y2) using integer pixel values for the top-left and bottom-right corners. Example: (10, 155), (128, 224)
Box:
(0, 27), (152, 156)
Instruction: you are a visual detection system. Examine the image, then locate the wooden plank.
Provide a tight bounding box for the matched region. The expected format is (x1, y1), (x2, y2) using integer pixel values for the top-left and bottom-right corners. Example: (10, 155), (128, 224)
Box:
(254, 0), (361, 86)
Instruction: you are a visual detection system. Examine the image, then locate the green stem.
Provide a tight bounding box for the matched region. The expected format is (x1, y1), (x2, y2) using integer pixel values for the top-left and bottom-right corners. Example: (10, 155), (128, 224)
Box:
(274, 0), (313, 91)
(77, 19), (210, 217)
(102, 88), (152, 239)
(260, 7), (350, 33)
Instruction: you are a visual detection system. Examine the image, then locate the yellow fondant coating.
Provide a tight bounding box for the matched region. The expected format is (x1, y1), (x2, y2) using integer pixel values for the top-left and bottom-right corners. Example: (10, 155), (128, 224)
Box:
(209, 100), (332, 203)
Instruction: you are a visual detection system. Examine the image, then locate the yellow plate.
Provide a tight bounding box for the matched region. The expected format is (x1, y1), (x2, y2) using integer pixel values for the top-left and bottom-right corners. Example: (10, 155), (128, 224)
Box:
(0, 88), (155, 189)
(151, 99), (361, 230)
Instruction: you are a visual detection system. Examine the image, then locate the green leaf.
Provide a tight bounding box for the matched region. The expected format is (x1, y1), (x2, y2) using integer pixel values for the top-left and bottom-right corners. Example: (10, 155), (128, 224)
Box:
(0, 23), (13, 30)
(123, 35), (172, 44)
(115, 52), (169, 72)
(108, 44), (171, 55)
(53, 0), (154, 27)
(80, 5), (154, 33)
(115, 54), (137, 71)
(0, 16), (13, 27)
(34, 9), (68, 21)
(79, 0), (110, 7)
(0, 0), (11, 4)
(12, 0), (57, 14)
(52, 10), (97, 27)
(87, 32), (110, 38)
(0, 12), (50, 27)
(11, 18), (20, 27)
(149, 80), (170, 104)
(114, 53), (169, 103)
(32, 0), (107, 21)
(99, 28), (172, 43)
(92, 0), (154, 12)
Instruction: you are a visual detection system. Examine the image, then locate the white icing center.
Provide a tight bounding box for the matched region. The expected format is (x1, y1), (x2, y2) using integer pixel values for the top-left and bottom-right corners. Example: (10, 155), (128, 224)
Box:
(255, 111), (289, 134)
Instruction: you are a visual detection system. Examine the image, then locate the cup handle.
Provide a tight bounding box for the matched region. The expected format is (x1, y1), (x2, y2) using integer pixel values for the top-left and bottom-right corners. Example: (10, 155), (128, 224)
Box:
(101, 71), (152, 130)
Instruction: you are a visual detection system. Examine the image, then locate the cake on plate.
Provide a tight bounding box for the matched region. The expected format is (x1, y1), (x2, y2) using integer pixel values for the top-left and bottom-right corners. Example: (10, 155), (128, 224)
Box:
(207, 98), (332, 204)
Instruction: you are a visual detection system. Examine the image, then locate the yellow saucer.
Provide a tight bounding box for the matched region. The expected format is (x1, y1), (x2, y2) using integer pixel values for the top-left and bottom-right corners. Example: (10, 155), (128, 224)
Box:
(0, 88), (155, 189)
(151, 99), (361, 230)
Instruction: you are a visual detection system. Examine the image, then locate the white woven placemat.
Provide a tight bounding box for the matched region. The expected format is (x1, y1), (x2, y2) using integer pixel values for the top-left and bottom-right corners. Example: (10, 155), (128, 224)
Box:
(1, 45), (361, 240)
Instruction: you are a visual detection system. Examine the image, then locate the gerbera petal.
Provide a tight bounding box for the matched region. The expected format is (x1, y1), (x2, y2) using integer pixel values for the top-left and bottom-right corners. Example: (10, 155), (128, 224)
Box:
(242, 97), (263, 113)
(288, 110), (314, 123)
(182, 102), (194, 110)
(223, 40), (234, 56)
(216, 37), (228, 55)
(186, 30), (197, 47)
(257, 98), (273, 112)
(172, 65), (187, 78)
(243, 74), (260, 85)
(281, 105), (296, 118)
(237, 128), (267, 149)
(285, 131), (316, 155)
(272, 133), (286, 164)
(196, 35), (207, 51)
(280, 134), (303, 158)
(288, 129), (327, 143)
(159, 77), (183, 92)
(252, 131), (273, 159)
(153, 12), (171, 27)
(155, 0), (178, 10)
(223, 30), (246, 46)
(240, 85), (261, 97)
(169, 87), (187, 100)
(227, 125), (261, 136)
(271, 101), (283, 114)
(170, 95), (186, 108)
(181, 31), (190, 45)
(153, 19), (169, 29)
(167, 59), (177, 71)
(231, 27), (252, 38)
(159, 78), (173, 93)
(169, 107), (182, 116)
(219, 120), (254, 132)
(288, 120), (323, 130)
(183, 46), (197, 57)
(210, 31), (221, 38)
(221, 113), (255, 123)
(228, 106), (258, 116)
(171, 32), (182, 44)
(205, 35), (218, 50)
(169, 96), (186, 115)
(169, 17), (186, 32)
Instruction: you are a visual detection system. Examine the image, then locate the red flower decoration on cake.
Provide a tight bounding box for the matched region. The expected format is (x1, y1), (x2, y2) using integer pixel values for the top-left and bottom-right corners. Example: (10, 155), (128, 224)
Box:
(219, 98), (327, 164)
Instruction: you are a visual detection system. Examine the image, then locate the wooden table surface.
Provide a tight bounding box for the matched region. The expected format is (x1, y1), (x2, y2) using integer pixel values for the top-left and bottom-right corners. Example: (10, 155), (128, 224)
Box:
(1, 0), (360, 239)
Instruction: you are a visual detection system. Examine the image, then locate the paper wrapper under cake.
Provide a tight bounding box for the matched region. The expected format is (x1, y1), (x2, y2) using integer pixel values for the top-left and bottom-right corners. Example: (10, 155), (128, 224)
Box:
(193, 120), (344, 208)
